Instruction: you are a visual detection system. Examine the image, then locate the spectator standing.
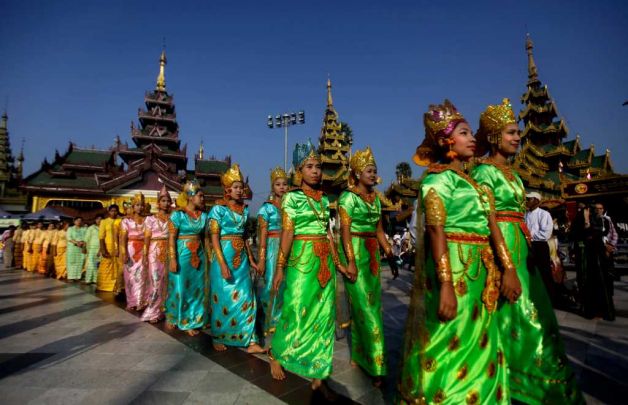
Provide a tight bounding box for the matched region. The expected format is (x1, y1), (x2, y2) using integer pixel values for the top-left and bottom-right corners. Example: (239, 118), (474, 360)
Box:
(2, 226), (15, 269)
(525, 192), (557, 304)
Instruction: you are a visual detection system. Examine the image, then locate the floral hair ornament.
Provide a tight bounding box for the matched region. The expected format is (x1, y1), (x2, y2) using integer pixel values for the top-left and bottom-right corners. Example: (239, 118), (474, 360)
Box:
(475, 98), (517, 157)
(413, 99), (467, 166)
(349, 146), (378, 187)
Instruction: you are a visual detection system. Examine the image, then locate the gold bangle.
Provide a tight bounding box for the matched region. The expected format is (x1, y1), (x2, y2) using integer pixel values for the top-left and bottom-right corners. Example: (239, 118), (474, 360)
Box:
(495, 241), (516, 273)
(344, 241), (355, 262)
(277, 249), (288, 267)
(258, 246), (266, 262)
(436, 252), (453, 283)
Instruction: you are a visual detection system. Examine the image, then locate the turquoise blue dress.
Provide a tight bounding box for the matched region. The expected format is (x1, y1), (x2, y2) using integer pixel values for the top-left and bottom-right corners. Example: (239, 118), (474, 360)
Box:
(164, 209), (209, 331)
(257, 200), (284, 335)
(209, 204), (258, 347)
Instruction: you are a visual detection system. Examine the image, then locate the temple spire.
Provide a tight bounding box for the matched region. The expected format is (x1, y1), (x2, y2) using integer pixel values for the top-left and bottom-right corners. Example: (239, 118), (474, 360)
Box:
(526, 34), (539, 84)
(198, 141), (204, 160)
(156, 49), (167, 91)
(327, 76), (333, 108)
(1, 111), (7, 130)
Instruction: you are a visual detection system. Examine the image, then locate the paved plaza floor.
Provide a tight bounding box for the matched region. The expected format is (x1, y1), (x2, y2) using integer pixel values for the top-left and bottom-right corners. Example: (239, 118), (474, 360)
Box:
(0, 267), (626, 404)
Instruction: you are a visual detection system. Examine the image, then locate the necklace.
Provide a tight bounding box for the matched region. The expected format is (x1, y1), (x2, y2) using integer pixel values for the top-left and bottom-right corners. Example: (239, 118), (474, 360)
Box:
(304, 192), (328, 230)
(484, 158), (526, 212)
(350, 188), (378, 218)
(227, 205), (246, 229)
(432, 163), (491, 218)
(301, 185), (323, 202)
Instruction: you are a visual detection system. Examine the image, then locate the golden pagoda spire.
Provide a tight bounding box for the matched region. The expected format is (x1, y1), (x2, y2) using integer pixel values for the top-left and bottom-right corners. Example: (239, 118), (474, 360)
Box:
(198, 140), (204, 160)
(156, 49), (167, 91)
(526, 33), (539, 83)
(327, 76), (333, 108)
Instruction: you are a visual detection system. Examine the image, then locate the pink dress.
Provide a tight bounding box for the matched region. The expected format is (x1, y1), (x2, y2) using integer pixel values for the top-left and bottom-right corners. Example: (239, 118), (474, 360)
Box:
(140, 213), (170, 322)
(121, 217), (147, 310)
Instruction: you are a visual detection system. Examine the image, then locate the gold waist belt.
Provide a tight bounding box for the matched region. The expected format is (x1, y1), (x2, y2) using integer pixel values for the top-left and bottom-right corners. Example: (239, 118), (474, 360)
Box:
(294, 234), (327, 241)
(267, 230), (281, 238)
(128, 237), (144, 241)
(445, 232), (489, 244)
(178, 235), (200, 240)
(150, 237), (168, 241)
(220, 234), (244, 241)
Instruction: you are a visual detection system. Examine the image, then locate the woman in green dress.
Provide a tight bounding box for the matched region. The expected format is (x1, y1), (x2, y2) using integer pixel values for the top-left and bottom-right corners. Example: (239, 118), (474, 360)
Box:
(398, 100), (511, 404)
(472, 99), (583, 404)
(338, 146), (394, 386)
(269, 140), (347, 398)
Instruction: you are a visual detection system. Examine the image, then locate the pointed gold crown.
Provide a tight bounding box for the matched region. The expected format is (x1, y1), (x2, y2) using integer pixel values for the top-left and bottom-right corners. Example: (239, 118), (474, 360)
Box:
(413, 99), (467, 166)
(350, 146), (377, 175)
(221, 163), (244, 188)
(158, 184), (171, 200)
(479, 98), (516, 137)
(270, 166), (288, 185)
(476, 98), (517, 156)
(130, 192), (145, 206)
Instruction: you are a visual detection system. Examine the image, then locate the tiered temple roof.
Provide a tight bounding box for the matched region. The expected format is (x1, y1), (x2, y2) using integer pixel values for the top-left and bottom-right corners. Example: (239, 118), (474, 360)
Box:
(513, 35), (614, 195)
(318, 78), (352, 201)
(0, 112), (27, 212)
(23, 50), (233, 212)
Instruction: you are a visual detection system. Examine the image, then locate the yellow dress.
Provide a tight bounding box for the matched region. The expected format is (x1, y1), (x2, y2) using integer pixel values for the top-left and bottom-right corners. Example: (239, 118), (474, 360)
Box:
(22, 229), (32, 272)
(97, 217), (122, 292)
(31, 229), (44, 272)
(54, 229), (67, 279)
(38, 230), (51, 274)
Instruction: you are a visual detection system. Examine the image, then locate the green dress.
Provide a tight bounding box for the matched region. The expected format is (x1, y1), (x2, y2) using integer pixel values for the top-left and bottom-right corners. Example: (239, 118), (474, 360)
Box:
(398, 165), (508, 405)
(338, 190), (386, 377)
(84, 224), (100, 284)
(472, 162), (583, 404)
(270, 189), (336, 379)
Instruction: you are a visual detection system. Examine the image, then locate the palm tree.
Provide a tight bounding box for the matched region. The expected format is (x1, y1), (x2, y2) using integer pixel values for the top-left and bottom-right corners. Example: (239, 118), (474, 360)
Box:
(395, 162), (412, 182)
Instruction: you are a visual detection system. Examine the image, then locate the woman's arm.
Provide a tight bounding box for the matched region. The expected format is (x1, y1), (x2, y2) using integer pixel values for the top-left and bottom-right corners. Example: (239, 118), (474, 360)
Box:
(338, 207), (356, 282)
(272, 218), (294, 292)
(257, 216), (268, 276)
(210, 219), (231, 280)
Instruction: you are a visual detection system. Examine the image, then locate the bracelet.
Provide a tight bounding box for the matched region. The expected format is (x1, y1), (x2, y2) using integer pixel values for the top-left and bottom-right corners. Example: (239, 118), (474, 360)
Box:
(258, 246), (266, 263)
(495, 241), (516, 273)
(277, 249), (287, 267)
(436, 252), (453, 283)
(344, 241), (355, 262)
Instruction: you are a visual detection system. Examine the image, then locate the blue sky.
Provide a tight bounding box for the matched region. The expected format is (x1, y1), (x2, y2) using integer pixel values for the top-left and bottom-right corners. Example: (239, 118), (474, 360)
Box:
(1, 0), (627, 211)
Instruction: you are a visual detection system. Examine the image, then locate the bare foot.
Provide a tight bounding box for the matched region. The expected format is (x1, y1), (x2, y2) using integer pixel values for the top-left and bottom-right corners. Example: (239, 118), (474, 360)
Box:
(311, 379), (338, 401)
(246, 343), (266, 354)
(350, 360), (358, 368)
(165, 322), (175, 331)
(136, 305), (147, 311)
(269, 356), (286, 380)
(186, 329), (200, 336)
(213, 342), (227, 351)
(148, 318), (160, 324)
(372, 376), (383, 388)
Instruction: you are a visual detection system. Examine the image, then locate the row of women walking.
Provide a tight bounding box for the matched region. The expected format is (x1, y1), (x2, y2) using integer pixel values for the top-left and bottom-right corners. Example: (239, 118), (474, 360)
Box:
(12, 217), (101, 282)
(15, 98), (586, 404)
(265, 98), (585, 404)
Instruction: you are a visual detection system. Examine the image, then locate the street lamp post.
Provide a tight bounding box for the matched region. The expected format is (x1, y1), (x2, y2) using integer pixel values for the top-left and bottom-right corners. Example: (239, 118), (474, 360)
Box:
(267, 111), (305, 171)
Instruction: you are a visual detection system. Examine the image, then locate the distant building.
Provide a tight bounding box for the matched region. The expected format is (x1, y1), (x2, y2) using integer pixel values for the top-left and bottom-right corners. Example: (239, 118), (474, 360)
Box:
(0, 112), (27, 213)
(23, 50), (237, 216)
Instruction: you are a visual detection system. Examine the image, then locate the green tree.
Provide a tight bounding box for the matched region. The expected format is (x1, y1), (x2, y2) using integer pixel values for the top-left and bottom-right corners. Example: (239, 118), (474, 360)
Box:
(395, 162), (412, 181)
(341, 122), (353, 146)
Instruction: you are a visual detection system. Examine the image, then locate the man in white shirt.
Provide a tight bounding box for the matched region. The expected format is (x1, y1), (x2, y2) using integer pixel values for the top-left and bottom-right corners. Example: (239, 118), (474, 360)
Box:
(525, 192), (557, 304)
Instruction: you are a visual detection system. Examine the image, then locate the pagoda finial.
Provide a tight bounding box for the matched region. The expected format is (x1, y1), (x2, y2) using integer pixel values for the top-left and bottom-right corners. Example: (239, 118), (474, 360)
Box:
(525, 33), (539, 84)
(198, 140), (204, 160)
(327, 76), (333, 108)
(156, 48), (167, 92)
(0, 111), (7, 130)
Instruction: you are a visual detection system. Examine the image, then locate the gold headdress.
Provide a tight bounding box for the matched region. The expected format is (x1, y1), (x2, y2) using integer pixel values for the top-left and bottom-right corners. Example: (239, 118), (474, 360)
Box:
(158, 184), (171, 200)
(270, 166), (288, 186)
(221, 163), (244, 189)
(413, 99), (467, 166)
(292, 140), (321, 186)
(176, 179), (202, 208)
(130, 193), (145, 206)
(475, 98), (517, 156)
(349, 146), (378, 187)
